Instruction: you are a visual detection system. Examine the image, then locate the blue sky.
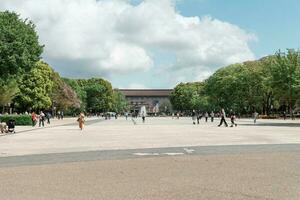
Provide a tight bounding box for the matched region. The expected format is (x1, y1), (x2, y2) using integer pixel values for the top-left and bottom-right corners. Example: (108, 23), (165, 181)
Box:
(1, 0), (299, 88)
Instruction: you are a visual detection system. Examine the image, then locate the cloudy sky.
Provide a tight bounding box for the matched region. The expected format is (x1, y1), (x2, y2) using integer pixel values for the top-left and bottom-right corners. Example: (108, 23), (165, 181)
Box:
(1, 0), (299, 88)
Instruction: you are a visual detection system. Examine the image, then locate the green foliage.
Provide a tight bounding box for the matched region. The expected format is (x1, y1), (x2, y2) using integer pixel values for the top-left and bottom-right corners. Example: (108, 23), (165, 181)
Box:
(15, 61), (54, 110)
(0, 11), (43, 78)
(64, 78), (114, 113)
(0, 77), (19, 107)
(269, 49), (300, 111)
(159, 100), (173, 114)
(112, 90), (128, 113)
(170, 82), (209, 111)
(0, 114), (31, 126)
(51, 73), (81, 110)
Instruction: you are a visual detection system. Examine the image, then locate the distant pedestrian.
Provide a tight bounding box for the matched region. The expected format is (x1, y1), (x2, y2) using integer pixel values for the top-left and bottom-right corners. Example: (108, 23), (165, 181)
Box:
(57, 111), (61, 120)
(125, 112), (128, 120)
(46, 112), (51, 124)
(218, 108), (228, 127)
(31, 111), (38, 127)
(230, 111), (237, 127)
(141, 111), (146, 123)
(172, 113), (174, 119)
(61, 111), (64, 120)
(253, 111), (258, 124)
(77, 113), (85, 131)
(210, 111), (215, 122)
(204, 112), (209, 122)
(192, 110), (196, 125)
(39, 111), (45, 127)
(283, 111), (287, 120)
(176, 112), (180, 119)
(196, 112), (201, 124)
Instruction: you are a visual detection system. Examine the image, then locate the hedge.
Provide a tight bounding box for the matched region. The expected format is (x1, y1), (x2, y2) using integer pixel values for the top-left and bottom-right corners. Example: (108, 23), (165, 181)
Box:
(0, 115), (32, 126)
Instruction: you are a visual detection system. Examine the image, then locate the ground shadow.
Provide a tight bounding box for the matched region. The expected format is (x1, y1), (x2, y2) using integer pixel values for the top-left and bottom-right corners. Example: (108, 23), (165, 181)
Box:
(240, 123), (300, 128)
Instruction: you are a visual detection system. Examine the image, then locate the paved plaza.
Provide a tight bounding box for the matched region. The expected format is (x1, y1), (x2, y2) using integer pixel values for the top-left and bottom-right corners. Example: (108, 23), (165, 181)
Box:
(0, 117), (300, 199)
(0, 117), (300, 157)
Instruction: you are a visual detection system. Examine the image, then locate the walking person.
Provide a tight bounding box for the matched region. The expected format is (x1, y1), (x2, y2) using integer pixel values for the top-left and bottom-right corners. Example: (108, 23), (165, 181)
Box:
(46, 112), (51, 124)
(176, 112), (180, 119)
(253, 111), (258, 124)
(283, 111), (287, 120)
(61, 111), (64, 120)
(31, 111), (38, 127)
(204, 112), (209, 122)
(125, 112), (128, 120)
(230, 111), (237, 127)
(218, 108), (228, 127)
(39, 111), (45, 127)
(210, 111), (215, 122)
(77, 113), (85, 131)
(141, 111), (146, 123)
(57, 111), (61, 119)
(196, 112), (202, 124)
(192, 110), (196, 125)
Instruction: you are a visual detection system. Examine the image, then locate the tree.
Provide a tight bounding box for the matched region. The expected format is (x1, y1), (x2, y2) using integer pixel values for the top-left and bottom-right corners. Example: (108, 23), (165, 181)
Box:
(269, 49), (300, 113)
(77, 78), (114, 113)
(159, 100), (173, 114)
(0, 11), (43, 78)
(15, 61), (54, 111)
(63, 78), (87, 110)
(112, 90), (128, 113)
(0, 78), (19, 113)
(51, 73), (81, 111)
(170, 82), (209, 112)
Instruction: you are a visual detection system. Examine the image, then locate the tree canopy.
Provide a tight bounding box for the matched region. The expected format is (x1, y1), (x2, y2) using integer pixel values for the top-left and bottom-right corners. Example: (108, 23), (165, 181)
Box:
(0, 11), (43, 79)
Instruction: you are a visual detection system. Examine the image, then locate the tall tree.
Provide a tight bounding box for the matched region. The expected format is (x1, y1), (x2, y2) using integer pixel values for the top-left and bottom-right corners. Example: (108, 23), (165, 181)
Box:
(270, 49), (300, 113)
(112, 90), (128, 113)
(0, 78), (19, 113)
(51, 73), (81, 111)
(15, 61), (54, 111)
(0, 11), (43, 78)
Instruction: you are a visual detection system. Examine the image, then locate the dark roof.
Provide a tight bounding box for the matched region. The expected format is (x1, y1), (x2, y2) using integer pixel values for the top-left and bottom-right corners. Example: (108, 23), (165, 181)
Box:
(118, 89), (172, 97)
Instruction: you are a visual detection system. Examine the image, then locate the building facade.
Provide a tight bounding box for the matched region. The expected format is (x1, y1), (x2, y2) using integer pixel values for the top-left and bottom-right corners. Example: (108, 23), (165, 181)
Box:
(118, 89), (173, 115)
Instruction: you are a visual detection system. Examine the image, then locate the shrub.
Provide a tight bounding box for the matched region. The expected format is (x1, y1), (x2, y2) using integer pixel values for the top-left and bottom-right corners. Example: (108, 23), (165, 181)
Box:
(0, 114), (32, 125)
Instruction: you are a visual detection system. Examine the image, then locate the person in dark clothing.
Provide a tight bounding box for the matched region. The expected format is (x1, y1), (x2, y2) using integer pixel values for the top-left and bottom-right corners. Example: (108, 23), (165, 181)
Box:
(46, 112), (51, 124)
(230, 111), (237, 127)
(210, 111), (215, 122)
(196, 112), (202, 124)
(283, 111), (287, 120)
(204, 112), (209, 122)
(192, 110), (196, 125)
(218, 108), (228, 127)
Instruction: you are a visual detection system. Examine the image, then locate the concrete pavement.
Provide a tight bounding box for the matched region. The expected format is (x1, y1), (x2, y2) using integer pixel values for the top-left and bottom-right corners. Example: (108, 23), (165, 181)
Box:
(0, 117), (300, 200)
(0, 117), (299, 157)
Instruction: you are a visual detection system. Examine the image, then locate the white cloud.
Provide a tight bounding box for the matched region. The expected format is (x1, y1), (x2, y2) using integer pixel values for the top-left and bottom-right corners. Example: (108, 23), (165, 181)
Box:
(0, 0), (256, 86)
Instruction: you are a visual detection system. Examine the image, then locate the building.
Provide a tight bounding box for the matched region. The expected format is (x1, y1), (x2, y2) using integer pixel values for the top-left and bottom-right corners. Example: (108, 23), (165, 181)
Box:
(118, 89), (173, 114)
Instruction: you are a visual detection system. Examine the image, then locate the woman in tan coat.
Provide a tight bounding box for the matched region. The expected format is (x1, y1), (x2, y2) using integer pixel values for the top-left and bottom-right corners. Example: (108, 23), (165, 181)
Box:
(77, 113), (85, 130)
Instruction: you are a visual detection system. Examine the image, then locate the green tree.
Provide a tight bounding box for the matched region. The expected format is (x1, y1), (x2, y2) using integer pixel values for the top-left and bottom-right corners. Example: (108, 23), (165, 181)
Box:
(0, 11), (43, 78)
(112, 90), (128, 113)
(51, 73), (81, 111)
(270, 49), (300, 113)
(15, 61), (54, 111)
(170, 82), (209, 112)
(63, 78), (87, 110)
(78, 78), (114, 113)
(0, 78), (19, 113)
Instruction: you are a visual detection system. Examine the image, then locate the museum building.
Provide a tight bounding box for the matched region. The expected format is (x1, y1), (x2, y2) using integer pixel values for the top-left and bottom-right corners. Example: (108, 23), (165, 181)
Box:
(118, 89), (172, 114)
